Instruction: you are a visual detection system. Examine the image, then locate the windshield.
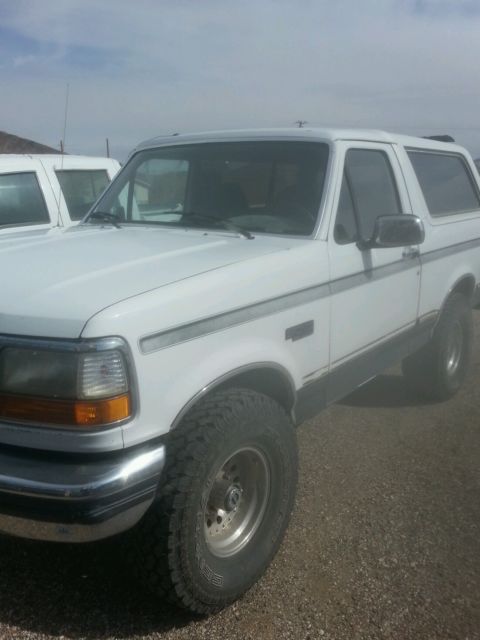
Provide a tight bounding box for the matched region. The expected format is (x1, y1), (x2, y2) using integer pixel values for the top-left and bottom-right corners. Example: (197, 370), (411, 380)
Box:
(92, 141), (329, 236)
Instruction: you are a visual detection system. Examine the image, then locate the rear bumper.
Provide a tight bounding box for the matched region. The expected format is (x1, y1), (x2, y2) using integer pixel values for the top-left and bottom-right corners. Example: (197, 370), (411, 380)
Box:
(0, 442), (165, 543)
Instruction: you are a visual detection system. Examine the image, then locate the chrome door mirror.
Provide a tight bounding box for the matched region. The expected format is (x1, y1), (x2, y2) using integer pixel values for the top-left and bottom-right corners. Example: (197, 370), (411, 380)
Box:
(358, 215), (425, 250)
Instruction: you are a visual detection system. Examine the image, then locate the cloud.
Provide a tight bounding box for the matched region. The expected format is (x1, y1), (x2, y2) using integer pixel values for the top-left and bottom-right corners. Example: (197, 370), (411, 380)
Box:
(407, 0), (480, 17)
(0, 0), (479, 160)
(12, 54), (37, 68)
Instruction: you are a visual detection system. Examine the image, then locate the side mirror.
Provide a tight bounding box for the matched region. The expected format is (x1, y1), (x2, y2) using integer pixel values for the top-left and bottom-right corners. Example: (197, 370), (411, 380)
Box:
(358, 215), (425, 250)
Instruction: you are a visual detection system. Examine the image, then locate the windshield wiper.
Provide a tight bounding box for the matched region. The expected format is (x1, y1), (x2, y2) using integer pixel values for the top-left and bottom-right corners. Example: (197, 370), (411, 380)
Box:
(181, 212), (254, 239)
(84, 211), (121, 228)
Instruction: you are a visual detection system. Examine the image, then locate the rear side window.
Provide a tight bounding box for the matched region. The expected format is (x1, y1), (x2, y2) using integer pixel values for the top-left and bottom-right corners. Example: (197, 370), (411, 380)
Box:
(407, 151), (480, 216)
(56, 170), (110, 220)
(0, 172), (49, 227)
(338, 149), (401, 242)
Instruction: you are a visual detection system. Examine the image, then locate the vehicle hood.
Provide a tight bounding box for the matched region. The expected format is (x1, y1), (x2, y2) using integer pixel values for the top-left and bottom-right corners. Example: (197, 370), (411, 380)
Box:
(0, 225), (286, 338)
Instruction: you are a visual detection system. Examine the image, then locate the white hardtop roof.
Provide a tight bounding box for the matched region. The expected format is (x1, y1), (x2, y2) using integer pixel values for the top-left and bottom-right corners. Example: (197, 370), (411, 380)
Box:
(135, 127), (466, 155)
(0, 153), (116, 161)
(0, 154), (121, 172)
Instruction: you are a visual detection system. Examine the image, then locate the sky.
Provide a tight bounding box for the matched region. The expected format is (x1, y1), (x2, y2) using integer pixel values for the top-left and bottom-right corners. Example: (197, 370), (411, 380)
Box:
(1, 0), (480, 161)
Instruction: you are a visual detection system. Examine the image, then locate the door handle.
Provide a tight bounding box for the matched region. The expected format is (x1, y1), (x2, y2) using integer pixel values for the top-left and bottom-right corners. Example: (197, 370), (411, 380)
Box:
(402, 246), (420, 259)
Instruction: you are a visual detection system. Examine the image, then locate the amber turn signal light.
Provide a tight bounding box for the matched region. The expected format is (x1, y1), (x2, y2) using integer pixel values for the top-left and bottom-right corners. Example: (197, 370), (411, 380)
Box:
(75, 395), (131, 426)
(0, 393), (131, 427)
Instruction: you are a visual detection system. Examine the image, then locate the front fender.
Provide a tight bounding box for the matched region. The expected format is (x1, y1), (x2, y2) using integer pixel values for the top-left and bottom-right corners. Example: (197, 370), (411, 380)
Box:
(121, 333), (305, 449)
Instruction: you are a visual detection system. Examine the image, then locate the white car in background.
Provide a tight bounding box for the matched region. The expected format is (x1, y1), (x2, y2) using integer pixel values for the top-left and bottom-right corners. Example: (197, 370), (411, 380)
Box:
(0, 154), (121, 236)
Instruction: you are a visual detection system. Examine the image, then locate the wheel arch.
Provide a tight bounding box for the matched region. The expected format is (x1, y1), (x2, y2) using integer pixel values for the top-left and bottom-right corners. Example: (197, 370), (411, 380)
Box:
(441, 273), (476, 310)
(171, 362), (297, 430)
(434, 273), (476, 330)
(449, 273), (476, 302)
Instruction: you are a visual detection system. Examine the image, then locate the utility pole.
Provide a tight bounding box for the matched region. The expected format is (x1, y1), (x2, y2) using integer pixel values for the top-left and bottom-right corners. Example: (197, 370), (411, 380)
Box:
(106, 138), (110, 158)
(295, 120), (308, 128)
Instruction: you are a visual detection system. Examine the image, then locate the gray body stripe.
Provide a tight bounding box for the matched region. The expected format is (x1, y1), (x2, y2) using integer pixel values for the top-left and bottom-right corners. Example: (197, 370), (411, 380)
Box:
(140, 234), (480, 354)
(420, 236), (480, 264)
(140, 282), (330, 353)
(329, 312), (436, 370)
(140, 257), (416, 354)
(330, 321), (414, 368)
(329, 256), (418, 296)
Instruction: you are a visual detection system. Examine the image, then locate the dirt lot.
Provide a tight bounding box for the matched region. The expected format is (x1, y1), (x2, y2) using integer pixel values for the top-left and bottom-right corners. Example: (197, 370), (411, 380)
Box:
(0, 318), (479, 640)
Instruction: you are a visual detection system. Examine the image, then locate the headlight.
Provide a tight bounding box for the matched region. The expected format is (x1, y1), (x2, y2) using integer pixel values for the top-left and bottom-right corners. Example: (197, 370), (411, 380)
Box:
(0, 348), (76, 398)
(0, 339), (133, 428)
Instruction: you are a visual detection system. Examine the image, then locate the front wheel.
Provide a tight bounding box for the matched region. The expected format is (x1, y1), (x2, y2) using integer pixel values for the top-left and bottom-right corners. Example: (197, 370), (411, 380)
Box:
(129, 388), (298, 614)
(402, 293), (473, 401)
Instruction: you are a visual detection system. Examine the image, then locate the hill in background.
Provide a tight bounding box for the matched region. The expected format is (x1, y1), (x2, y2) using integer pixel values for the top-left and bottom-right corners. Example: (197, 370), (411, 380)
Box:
(0, 131), (58, 154)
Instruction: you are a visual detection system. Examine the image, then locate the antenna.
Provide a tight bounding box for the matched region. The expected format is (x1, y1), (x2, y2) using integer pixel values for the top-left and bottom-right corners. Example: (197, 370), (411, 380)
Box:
(58, 83), (70, 226)
(61, 83), (70, 155)
(295, 120), (308, 128)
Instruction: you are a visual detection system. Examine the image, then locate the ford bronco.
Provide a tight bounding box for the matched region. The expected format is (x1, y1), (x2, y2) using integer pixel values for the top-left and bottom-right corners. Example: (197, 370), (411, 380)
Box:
(0, 128), (479, 613)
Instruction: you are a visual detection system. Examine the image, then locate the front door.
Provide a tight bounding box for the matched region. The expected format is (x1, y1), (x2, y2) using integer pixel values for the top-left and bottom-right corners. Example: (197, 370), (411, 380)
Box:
(327, 141), (421, 402)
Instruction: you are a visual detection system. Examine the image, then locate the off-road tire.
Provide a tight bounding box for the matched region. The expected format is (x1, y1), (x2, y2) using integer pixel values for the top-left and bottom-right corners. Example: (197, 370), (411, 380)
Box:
(402, 293), (473, 401)
(128, 388), (298, 614)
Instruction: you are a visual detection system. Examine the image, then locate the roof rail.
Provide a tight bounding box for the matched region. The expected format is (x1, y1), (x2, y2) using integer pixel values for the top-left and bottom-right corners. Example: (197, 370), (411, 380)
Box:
(423, 134), (455, 143)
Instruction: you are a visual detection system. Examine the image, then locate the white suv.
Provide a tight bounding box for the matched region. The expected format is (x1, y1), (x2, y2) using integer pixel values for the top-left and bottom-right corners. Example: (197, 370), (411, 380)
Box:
(0, 154), (120, 236)
(0, 128), (479, 614)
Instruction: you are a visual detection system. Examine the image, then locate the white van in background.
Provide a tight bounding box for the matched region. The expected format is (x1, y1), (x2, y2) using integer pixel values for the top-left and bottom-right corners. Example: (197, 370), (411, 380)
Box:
(0, 154), (121, 235)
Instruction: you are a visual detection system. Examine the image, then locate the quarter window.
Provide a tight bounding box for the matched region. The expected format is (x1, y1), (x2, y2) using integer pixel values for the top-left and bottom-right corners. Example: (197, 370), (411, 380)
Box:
(407, 151), (480, 216)
(0, 172), (49, 227)
(56, 170), (111, 220)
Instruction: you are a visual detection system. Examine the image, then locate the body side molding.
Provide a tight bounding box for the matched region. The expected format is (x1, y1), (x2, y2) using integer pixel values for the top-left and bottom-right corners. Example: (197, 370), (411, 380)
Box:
(295, 313), (437, 425)
(140, 234), (480, 355)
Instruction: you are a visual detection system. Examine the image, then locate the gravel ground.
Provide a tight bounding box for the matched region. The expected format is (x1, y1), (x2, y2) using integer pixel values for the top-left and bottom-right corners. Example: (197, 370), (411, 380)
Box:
(0, 319), (479, 640)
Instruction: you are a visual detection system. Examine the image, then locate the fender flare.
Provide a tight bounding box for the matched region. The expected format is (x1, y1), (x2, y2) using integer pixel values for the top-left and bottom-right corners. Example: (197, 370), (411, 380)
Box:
(434, 273), (476, 330)
(170, 361), (297, 430)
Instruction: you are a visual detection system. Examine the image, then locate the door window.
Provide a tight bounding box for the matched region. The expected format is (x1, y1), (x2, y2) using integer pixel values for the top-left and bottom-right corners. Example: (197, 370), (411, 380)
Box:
(333, 149), (402, 244)
(334, 175), (358, 244)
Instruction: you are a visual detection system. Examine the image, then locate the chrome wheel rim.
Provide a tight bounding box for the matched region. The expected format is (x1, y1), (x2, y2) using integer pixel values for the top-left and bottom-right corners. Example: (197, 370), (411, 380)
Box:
(204, 447), (270, 558)
(446, 320), (463, 376)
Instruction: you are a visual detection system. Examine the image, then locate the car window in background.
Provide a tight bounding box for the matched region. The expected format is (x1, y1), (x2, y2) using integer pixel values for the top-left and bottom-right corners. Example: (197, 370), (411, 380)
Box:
(56, 169), (111, 220)
(0, 172), (50, 227)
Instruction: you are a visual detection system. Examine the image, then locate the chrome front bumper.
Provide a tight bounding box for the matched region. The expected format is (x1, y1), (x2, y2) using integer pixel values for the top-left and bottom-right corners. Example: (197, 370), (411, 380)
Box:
(0, 442), (165, 542)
